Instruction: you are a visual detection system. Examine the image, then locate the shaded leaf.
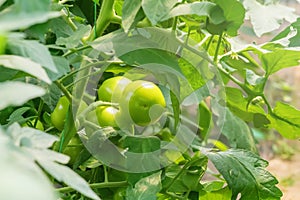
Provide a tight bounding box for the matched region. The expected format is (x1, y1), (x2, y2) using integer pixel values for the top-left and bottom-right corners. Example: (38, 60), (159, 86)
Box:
(0, 81), (45, 110)
(212, 98), (257, 152)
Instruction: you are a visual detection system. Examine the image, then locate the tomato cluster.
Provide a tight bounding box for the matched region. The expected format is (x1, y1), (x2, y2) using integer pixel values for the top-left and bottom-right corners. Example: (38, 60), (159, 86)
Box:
(96, 76), (166, 128)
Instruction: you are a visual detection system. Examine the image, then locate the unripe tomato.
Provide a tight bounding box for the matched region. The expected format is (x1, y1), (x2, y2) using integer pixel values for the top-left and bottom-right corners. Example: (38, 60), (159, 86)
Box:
(51, 96), (70, 131)
(97, 76), (131, 102)
(0, 33), (7, 55)
(119, 80), (166, 126)
(96, 106), (118, 127)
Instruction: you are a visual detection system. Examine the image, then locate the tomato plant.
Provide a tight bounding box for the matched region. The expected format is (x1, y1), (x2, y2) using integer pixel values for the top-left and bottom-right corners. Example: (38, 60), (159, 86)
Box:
(1, 0), (300, 200)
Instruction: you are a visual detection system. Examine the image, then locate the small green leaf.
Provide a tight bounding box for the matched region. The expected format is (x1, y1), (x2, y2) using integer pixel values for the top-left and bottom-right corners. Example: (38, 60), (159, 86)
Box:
(56, 24), (91, 49)
(267, 102), (300, 139)
(122, 0), (142, 32)
(209, 0), (245, 36)
(161, 2), (215, 21)
(0, 81), (45, 110)
(127, 172), (162, 200)
(207, 149), (282, 200)
(0, 55), (51, 84)
(142, 0), (177, 25)
(199, 186), (232, 200)
(261, 49), (300, 75)
(7, 39), (57, 73)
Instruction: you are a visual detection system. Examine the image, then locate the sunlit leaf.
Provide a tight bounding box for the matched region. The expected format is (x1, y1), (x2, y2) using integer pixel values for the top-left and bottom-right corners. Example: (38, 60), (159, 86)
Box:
(0, 55), (51, 84)
(8, 39), (57, 73)
(0, 81), (45, 110)
(243, 0), (297, 37)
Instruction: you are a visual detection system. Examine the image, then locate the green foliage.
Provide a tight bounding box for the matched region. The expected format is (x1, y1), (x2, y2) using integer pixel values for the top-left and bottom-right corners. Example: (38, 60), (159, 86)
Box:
(1, 0), (300, 199)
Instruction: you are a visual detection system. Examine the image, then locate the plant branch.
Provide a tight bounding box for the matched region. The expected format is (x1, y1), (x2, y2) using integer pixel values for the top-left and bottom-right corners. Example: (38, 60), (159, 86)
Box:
(56, 181), (128, 193)
(54, 80), (73, 102)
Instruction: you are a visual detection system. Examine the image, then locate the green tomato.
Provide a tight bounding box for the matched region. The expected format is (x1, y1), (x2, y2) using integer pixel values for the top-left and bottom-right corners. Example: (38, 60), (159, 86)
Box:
(119, 80), (166, 126)
(97, 76), (131, 102)
(0, 34), (7, 55)
(23, 119), (44, 131)
(51, 96), (70, 131)
(96, 106), (118, 127)
(63, 135), (83, 165)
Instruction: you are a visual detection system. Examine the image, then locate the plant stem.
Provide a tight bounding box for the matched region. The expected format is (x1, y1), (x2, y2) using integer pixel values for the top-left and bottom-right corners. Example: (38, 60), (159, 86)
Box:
(63, 45), (92, 57)
(214, 32), (223, 62)
(54, 80), (73, 102)
(56, 181), (128, 193)
(172, 16), (178, 33)
(86, 0), (115, 41)
(34, 99), (44, 127)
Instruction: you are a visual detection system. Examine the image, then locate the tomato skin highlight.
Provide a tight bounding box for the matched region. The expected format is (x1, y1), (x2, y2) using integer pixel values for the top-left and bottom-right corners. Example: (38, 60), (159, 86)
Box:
(97, 76), (131, 103)
(96, 106), (118, 127)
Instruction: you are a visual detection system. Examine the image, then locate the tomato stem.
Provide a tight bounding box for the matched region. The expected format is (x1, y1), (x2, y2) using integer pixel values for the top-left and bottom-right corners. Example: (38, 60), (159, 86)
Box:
(54, 80), (73, 102)
(56, 181), (128, 193)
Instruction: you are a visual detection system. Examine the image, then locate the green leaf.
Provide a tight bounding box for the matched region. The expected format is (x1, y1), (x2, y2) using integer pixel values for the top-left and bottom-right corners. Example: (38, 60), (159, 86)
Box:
(56, 24), (91, 49)
(212, 98), (257, 152)
(207, 149), (282, 200)
(0, 126), (58, 200)
(127, 171), (162, 200)
(161, 2), (215, 21)
(6, 123), (100, 200)
(0, 81), (45, 110)
(38, 160), (100, 200)
(7, 39), (57, 73)
(141, 0), (177, 25)
(7, 106), (31, 125)
(13, 0), (52, 12)
(225, 87), (266, 122)
(122, 135), (161, 173)
(243, 0), (297, 37)
(210, 0), (245, 36)
(46, 56), (70, 81)
(0, 55), (51, 84)
(261, 49), (300, 75)
(163, 153), (207, 194)
(198, 102), (211, 140)
(199, 186), (232, 200)
(122, 0), (142, 32)
(0, 11), (60, 32)
(267, 102), (300, 139)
